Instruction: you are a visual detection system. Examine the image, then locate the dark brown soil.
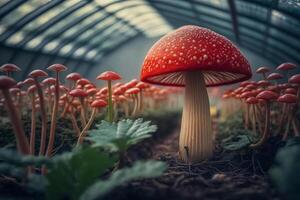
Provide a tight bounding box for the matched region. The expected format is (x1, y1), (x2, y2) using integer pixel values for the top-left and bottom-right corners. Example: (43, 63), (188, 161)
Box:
(105, 128), (281, 200)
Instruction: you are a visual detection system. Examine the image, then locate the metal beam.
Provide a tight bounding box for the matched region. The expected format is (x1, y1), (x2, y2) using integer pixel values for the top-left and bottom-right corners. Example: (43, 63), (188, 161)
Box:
(227, 0), (239, 43)
(0, 0), (27, 19)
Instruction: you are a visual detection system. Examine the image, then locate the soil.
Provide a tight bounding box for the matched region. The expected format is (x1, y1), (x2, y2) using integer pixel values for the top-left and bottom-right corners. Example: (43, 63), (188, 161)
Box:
(106, 124), (282, 200)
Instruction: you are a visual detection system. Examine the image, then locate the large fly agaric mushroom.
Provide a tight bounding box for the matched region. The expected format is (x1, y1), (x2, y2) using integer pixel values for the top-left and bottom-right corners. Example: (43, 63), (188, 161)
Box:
(140, 25), (251, 163)
(97, 71), (121, 123)
(0, 76), (29, 155)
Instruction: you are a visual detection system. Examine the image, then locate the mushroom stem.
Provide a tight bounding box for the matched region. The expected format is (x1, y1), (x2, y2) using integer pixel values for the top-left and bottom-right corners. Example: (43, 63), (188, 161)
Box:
(179, 71), (212, 163)
(77, 108), (97, 145)
(33, 79), (47, 156)
(131, 94), (138, 117)
(45, 72), (59, 157)
(79, 97), (87, 127)
(276, 103), (287, 135)
(252, 105), (257, 135)
(250, 102), (270, 148)
(69, 107), (81, 136)
(107, 80), (114, 122)
(2, 89), (29, 154)
(29, 95), (36, 155)
(292, 118), (300, 137)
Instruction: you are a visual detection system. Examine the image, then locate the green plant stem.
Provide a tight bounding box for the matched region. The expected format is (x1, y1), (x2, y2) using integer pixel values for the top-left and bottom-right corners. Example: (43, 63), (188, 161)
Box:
(107, 80), (113, 123)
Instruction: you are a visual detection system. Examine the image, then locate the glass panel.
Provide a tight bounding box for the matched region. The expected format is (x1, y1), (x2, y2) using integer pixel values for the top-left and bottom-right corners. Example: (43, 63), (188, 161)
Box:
(269, 28), (300, 49)
(239, 26), (264, 40)
(195, 5), (231, 20)
(44, 39), (60, 52)
(240, 35), (263, 47)
(154, 3), (195, 18)
(238, 16), (267, 32)
(278, 0), (300, 15)
(235, 0), (268, 20)
(271, 10), (300, 35)
(157, 0), (192, 9)
(1, 0), (50, 30)
(267, 38), (299, 60)
(60, 43), (74, 55)
(74, 47), (88, 57)
(25, 36), (44, 48)
(85, 49), (98, 59)
(0, 0), (10, 7)
(5, 32), (25, 45)
(194, 0), (229, 10)
(200, 15), (232, 30)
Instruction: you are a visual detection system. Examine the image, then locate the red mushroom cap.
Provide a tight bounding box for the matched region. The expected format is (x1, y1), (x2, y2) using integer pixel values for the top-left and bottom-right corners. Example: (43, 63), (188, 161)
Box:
(285, 88), (297, 95)
(47, 64), (67, 72)
(256, 67), (270, 74)
(136, 82), (148, 89)
(125, 87), (140, 94)
(0, 64), (21, 72)
(240, 91), (253, 99)
(267, 73), (283, 80)
(0, 76), (17, 89)
(66, 72), (81, 81)
(76, 78), (90, 86)
(113, 88), (123, 95)
(288, 74), (300, 84)
(276, 63), (296, 71)
(87, 88), (97, 95)
(91, 99), (107, 108)
(42, 77), (56, 85)
(256, 90), (279, 101)
(277, 94), (297, 104)
(97, 71), (121, 81)
(23, 78), (35, 85)
(69, 89), (88, 97)
(27, 85), (37, 94)
(140, 25), (251, 87)
(29, 70), (48, 78)
(246, 97), (258, 104)
(257, 80), (272, 87)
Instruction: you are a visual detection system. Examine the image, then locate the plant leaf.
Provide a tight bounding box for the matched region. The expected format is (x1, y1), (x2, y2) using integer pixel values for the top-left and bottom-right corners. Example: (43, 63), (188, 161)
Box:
(80, 160), (167, 200)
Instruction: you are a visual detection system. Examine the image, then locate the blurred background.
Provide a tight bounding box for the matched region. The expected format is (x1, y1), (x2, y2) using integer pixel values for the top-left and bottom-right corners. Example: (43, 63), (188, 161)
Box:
(0, 0), (299, 83)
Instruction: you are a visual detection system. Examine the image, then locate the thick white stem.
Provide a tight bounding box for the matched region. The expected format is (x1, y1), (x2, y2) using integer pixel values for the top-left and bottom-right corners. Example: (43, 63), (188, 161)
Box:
(179, 71), (212, 163)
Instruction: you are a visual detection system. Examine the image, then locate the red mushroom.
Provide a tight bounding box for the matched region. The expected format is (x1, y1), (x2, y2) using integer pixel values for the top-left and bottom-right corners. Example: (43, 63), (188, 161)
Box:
(256, 67), (270, 80)
(69, 89), (88, 128)
(66, 72), (81, 89)
(277, 94), (299, 140)
(97, 71), (121, 123)
(77, 99), (107, 145)
(0, 76), (29, 155)
(45, 64), (67, 158)
(246, 97), (259, 135)
(27, 85), (37, 156)
(0, 64), (21, 77)
(250, 90), (279, 148)
(125, 87), (140, 117)
(276, 62), (296, 79)
(140, 25), (251, 163)
(28, 69), (48, 156)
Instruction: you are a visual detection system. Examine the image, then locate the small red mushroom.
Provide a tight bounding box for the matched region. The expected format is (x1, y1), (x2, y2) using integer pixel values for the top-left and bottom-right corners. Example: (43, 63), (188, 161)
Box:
(45, 64), (67, 158)
(77, 99), (107, 145)
(276, 62), (296, 79)
(28, 69), (48, 156)
(0, 64), (21, 77)
(97, 71), (121, 123)
(0, 76), (29, 155)
(125, 87), (140, 117)
(140, 25), (251, 163)
(256, 67), (270, 80)
(250, 90), (279, 148)
(246, 97), (259, 135)
(69, 89), (88, 128)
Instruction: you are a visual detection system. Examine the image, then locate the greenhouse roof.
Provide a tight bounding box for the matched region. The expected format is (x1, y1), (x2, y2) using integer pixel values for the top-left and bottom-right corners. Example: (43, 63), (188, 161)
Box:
(0, 0), (299, 78)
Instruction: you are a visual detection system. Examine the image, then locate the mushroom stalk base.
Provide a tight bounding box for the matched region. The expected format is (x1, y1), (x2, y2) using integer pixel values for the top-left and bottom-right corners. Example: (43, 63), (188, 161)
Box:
(179, 71), (212, 163)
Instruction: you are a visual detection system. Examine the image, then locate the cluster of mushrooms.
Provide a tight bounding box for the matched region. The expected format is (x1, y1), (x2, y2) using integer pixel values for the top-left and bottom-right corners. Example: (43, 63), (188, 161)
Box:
(0, 63), (181, 162)
(222, 62), (299, 147)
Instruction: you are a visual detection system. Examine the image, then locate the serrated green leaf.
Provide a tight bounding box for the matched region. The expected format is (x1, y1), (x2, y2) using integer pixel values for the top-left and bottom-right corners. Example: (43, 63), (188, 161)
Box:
(80, 160), (167, 200)
(86, 118), (157, 153)
(46, 147), (117, 200)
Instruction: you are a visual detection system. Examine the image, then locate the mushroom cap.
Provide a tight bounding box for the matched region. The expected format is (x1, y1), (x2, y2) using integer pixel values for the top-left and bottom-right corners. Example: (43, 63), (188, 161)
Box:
(256, 90), (279, 101)
(69, 89), (88, 97)
(113, 88), (123, 95)
(27, 85), (37, 94)
(23, 78), (35, 85)
(285, 88), (297, 95)
(125, 87), (140, 94)
(42, 77), (56, 85)
(276, 63), (296, 71)
(66, 72), (81, 81)
(91, 99), (107, 108)
(240, 91), (253, 99)
(77, 78), (90, 86)
(257, 80), (272, 87)
(0, 76), (17, 89)
(256, 67), (270, 74)
(87, 88), (97, 95)
(29, 70), (48, 78)
(97, 71), (121, 81)
(136, 82), (148, 89)
(0, 64), (21, 72)
(277, 94), (297, 104)
(246, 97), (258, 104)
(47, 64), (67, 72)
(140, 25), (251, 87)
(267, 73), (283, 80)
(288, 74), (300, 84)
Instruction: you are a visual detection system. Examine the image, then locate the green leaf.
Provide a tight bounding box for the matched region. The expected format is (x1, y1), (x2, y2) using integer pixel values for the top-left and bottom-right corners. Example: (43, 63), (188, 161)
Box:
(80, 160), (167, 200)
(46, 147), (117, 200)
(221, 135), (252, 151)
(87, 118), (157, 152)
(269, 138), (300, 200)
